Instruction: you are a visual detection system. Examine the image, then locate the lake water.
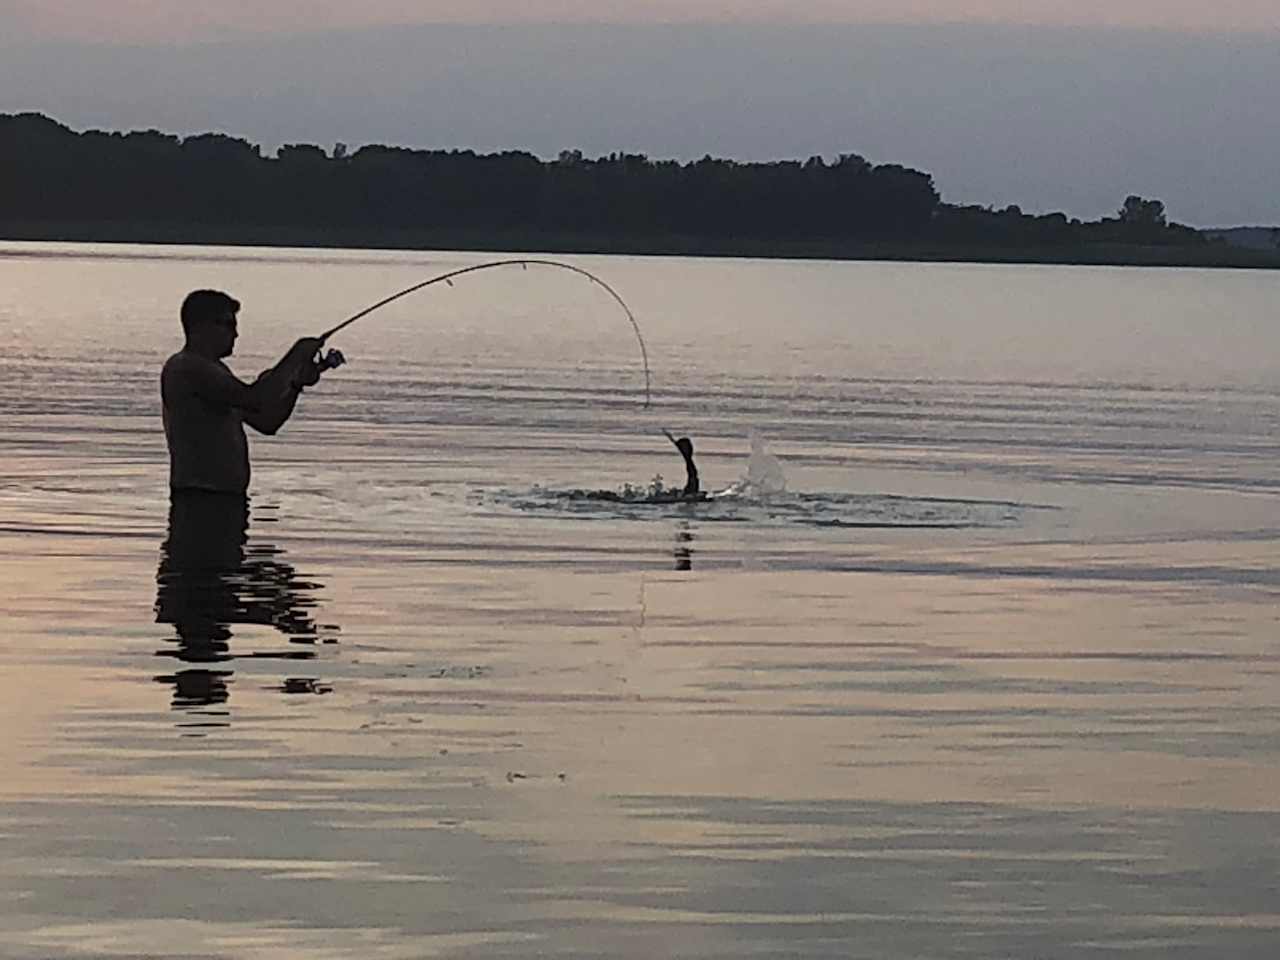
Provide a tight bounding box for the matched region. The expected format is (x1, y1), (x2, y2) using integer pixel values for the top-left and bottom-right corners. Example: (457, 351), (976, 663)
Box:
(1, 241), (1278, 958)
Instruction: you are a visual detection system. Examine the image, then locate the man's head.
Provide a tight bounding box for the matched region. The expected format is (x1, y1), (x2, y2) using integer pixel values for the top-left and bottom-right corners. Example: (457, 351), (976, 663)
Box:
(180, 289), (240, 358)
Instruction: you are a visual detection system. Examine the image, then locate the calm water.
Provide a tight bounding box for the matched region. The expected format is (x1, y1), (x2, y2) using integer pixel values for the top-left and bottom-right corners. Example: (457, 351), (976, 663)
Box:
(1, 241), (1278, 958)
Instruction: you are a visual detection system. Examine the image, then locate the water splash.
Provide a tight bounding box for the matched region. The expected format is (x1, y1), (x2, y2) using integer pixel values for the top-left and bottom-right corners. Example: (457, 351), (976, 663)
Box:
(488, 431), (1052, 529)
(715, 431), (787, 499)
(542, 433), (787, 506)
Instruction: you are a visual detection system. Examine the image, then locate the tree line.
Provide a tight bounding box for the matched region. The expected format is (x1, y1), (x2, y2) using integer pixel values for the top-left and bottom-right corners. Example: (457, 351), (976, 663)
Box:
(0, 112), (1202, 252)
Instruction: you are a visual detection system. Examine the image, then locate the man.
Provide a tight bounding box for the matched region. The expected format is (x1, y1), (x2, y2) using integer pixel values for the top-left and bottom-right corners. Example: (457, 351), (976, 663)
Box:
(161, 288), (340, 494)
(156, 289), (339, 715)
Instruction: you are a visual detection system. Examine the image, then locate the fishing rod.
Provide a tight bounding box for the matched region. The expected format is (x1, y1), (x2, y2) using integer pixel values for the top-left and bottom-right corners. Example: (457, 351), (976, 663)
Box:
(317, 259), (651, 407)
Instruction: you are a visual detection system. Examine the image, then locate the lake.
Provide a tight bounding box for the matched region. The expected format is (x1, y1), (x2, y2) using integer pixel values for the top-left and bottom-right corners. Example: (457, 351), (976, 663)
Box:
(1, 241), (1278, 958)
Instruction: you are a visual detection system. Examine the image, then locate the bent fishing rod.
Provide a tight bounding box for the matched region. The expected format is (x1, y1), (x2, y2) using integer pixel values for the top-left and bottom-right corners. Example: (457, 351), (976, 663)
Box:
(316, 259), (651, 407)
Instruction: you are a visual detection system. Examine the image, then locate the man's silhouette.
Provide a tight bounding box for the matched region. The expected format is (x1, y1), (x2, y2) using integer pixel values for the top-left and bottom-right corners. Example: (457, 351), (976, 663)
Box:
(161, 289), (340, 495)
(156, 289), (341, 722)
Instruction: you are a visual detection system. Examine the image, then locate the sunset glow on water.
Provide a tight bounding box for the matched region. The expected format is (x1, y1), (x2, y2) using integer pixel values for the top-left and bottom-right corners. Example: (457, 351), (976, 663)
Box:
(2, 243), (1279, 957)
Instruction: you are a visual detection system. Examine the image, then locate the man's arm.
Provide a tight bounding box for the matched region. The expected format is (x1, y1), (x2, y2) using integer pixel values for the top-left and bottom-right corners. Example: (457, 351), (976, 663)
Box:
(184, 337), (322, 414)
(245, 348), (345, 435)
(243, 363), (311, 435)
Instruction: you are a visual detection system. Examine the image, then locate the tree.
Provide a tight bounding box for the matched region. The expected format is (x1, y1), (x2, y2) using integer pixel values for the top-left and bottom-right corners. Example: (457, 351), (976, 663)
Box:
(277, 144), (328, 165)
(1118, 195), (1166, 228)
(0, 111), (1212, 254)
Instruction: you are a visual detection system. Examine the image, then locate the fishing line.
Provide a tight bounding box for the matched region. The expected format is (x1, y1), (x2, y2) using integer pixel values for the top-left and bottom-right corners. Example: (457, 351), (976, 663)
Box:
(319, 259), (651, 407)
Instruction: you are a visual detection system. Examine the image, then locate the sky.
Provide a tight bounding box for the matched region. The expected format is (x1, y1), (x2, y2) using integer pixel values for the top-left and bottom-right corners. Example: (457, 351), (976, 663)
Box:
(5, 1), (1280, 39)
(2, 2), (1279, 225)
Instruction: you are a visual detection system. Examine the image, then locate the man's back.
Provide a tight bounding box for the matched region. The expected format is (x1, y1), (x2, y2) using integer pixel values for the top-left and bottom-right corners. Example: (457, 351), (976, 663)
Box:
(161, 349), (250, 493)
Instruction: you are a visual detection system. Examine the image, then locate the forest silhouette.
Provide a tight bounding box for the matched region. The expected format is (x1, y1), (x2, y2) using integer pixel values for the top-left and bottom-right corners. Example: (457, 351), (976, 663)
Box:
(3, 112), (1270, 267)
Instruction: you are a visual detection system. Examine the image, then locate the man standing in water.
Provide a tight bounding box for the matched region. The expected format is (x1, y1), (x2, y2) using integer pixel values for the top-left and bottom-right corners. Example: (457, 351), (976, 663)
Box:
(161, 289), (340, 494)
(156, 289), (341, 711)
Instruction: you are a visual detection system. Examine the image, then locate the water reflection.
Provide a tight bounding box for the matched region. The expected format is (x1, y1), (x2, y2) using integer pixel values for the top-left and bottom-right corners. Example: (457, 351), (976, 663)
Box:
(674, 523), (695, 571)
(153, 493), (337, 727)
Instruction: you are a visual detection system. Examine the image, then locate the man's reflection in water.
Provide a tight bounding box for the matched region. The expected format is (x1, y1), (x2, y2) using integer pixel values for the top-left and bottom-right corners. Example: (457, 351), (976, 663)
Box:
(674, 523), (695, 571)
(154, 492), (337, 727)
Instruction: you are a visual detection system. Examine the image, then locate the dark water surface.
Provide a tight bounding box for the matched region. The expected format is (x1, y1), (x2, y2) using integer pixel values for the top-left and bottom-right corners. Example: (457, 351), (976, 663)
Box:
(2, 243), (1278, 957)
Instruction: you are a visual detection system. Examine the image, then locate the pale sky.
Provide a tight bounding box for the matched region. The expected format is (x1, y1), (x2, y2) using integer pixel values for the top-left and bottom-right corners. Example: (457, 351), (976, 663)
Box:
(5, 1), (1280, 40)
(2, 5), (1279, 225)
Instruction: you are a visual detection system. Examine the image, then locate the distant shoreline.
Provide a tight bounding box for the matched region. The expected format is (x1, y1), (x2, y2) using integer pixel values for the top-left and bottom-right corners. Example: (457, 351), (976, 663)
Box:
(4, 221), (1280, 270)
(7, 112), (1276, 271)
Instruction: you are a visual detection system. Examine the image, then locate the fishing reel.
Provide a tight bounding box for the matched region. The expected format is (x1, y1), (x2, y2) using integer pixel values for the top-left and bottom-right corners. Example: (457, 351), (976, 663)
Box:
(297, 348), (346, 389)
(316, 348), (346, 372)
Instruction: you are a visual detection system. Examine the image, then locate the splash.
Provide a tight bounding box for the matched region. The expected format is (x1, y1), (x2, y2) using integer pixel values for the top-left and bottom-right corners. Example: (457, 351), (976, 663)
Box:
(716, 431), (786, 499)
(566, 474), (694, 504)
(497, 430), (1047, 530)
(551, 432), (788, 505)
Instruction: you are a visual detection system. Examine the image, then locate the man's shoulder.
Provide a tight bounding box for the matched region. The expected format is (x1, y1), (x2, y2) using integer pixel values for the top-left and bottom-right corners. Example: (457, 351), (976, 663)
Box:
(164, 349), (222, 371)
(163, 350), (232, 383)
(161, 351), (246, 414)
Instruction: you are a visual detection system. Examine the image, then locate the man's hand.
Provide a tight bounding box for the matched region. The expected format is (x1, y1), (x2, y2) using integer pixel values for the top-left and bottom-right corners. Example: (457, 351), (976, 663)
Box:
(294, 349), (346, 389)
(290, 336), (325, 358)
(284, 336), (324, 374)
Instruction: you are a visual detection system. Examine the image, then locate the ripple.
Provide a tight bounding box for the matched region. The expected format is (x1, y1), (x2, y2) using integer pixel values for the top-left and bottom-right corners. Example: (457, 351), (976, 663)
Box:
(490, 485), (1053, 530)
